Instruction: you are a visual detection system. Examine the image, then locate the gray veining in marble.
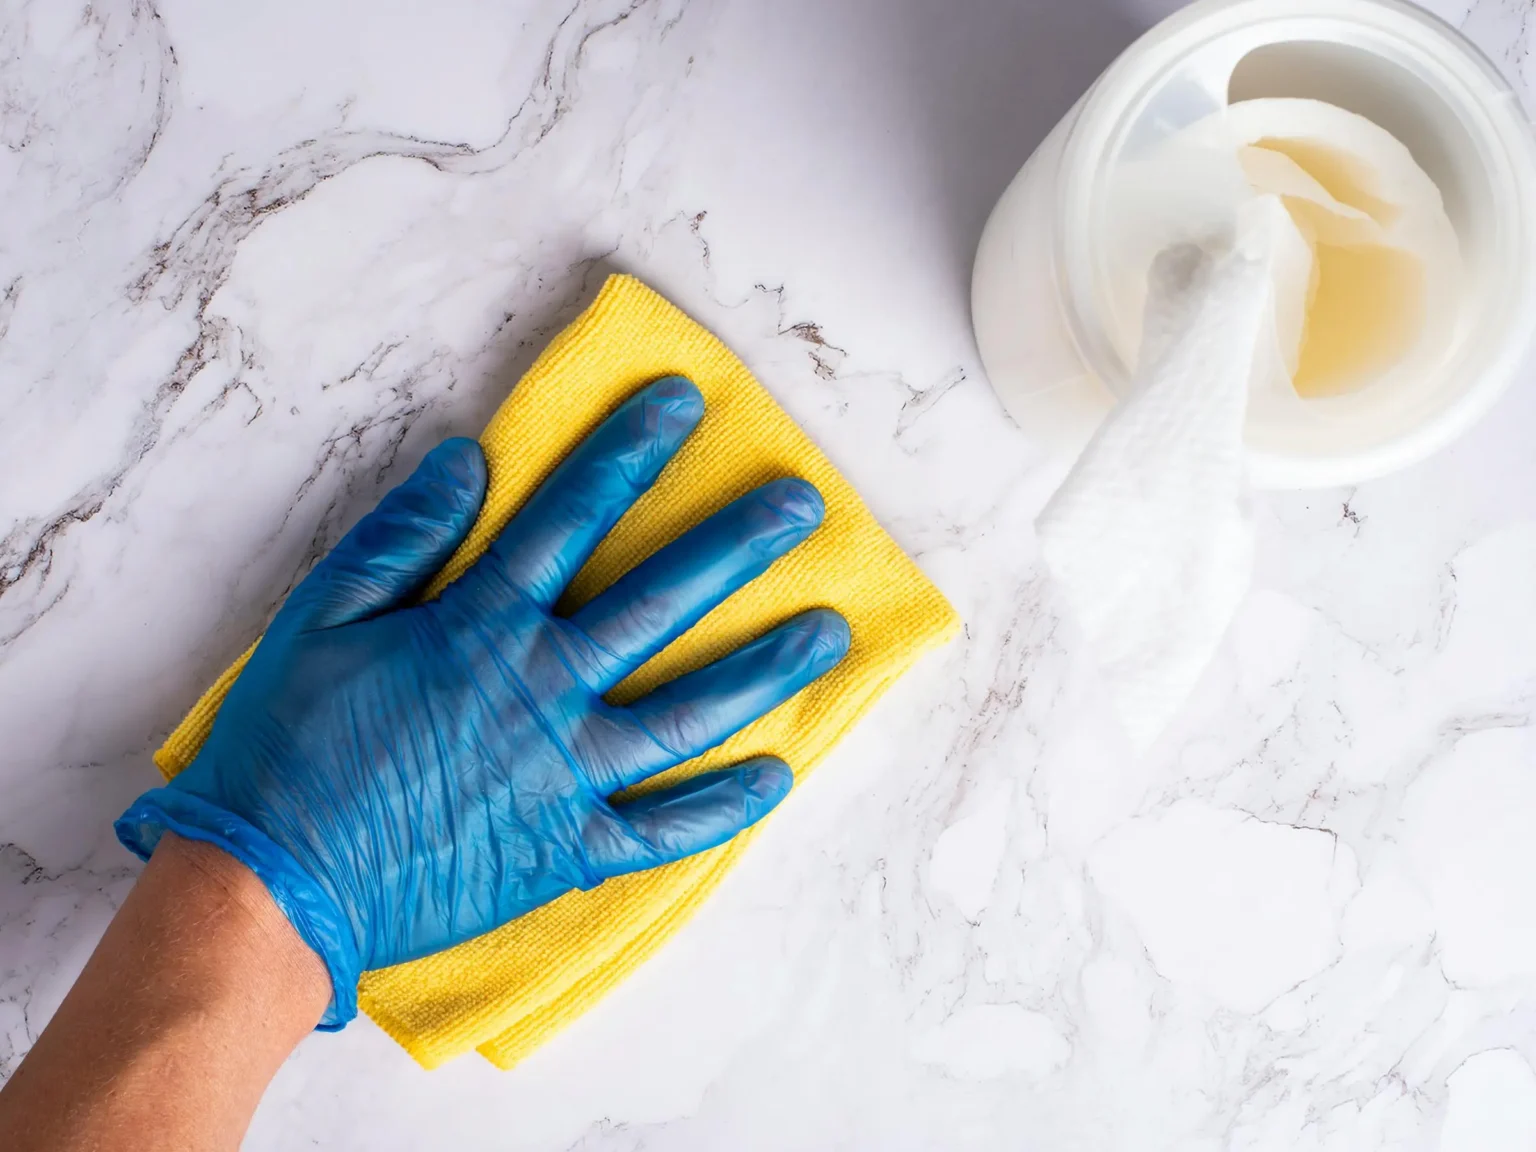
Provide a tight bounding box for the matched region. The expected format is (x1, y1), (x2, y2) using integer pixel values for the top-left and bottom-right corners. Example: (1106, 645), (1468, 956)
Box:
(4, 0), (1536, 1148)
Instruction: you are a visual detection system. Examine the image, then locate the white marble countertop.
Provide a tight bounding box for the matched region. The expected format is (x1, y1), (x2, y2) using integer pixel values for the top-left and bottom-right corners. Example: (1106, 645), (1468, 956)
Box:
(5, 0), (1536, 1148)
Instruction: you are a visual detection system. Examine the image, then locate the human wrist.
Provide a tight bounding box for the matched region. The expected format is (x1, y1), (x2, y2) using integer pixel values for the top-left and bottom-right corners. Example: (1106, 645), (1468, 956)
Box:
(0, 833), (332, 1151)
(149, 833), (333, 1018)
(115, 787), (362, 1026)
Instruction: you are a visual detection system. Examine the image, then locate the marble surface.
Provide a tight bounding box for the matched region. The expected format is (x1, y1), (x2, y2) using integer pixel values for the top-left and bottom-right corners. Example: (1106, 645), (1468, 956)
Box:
(4, 0), (1536, 1147)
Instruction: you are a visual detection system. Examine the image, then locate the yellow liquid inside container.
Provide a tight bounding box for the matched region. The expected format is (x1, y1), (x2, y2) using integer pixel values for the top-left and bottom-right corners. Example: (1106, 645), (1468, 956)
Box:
(1249, 136), (1425, 399)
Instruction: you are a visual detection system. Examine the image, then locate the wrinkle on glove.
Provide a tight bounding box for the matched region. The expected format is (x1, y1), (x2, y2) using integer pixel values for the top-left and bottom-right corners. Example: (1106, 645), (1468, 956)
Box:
(120, 378), (849, 1031)
(152, 275), (959, 1068)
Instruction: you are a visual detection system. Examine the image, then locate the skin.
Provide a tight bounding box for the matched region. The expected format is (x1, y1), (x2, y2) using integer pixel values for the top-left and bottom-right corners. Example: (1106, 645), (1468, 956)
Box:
(0, 834), (330, 1151)
(0, 386), (842, 1147)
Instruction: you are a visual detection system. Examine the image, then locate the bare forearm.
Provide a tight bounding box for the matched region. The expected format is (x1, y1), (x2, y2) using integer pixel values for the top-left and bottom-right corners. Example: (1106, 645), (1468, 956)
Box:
(0, 833), (330, 1152)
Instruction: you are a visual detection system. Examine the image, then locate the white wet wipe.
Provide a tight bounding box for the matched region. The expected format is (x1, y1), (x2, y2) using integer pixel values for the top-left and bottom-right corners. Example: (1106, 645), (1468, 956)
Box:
(1037, 201), (1283, 753)
(1104, 98), (1460, 417)
(1040, 99), (1458, 751)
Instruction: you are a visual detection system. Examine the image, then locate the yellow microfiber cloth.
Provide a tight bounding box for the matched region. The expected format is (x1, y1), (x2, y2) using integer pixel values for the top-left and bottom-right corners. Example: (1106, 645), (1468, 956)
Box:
(154, 273), (959, 1069)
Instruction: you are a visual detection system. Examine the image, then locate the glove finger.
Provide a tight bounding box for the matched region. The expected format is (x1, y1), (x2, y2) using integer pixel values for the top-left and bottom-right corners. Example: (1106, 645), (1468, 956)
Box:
(591, 758), (793, 874)
(606, 609), (850, 790)
(567, 478), (824, 693)
(466, 377), (703, 610)
(277, 438), (486, 632)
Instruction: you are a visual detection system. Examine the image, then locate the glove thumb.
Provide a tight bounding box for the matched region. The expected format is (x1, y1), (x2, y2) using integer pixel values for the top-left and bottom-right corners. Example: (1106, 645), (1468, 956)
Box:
(279, 437), (486, 631)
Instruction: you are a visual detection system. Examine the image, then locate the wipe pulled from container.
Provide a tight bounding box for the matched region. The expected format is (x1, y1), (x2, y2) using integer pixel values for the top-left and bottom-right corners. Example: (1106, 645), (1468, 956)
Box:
(1038, 200), (1285, 753)
(1039, 98), (1459, 752)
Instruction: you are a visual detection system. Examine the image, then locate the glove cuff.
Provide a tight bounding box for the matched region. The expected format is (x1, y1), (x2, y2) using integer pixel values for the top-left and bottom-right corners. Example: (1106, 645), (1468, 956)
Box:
(115, 788), (361, 1030)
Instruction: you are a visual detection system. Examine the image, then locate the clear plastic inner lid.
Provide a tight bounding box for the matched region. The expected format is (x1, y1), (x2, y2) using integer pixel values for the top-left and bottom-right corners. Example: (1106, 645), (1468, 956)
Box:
(1060, 0), (1533, 464)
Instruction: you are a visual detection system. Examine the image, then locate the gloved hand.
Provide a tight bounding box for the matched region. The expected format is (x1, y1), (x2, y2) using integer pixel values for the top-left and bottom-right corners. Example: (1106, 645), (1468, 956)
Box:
(117, 376), (849, 1027)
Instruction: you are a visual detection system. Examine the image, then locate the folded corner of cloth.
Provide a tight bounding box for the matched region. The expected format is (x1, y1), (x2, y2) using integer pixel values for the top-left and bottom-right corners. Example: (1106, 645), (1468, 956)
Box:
(152, 272), (960, 1069)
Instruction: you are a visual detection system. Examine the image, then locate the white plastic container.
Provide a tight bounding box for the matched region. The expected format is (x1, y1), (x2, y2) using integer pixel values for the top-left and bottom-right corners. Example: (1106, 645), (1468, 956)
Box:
(972, 0), (1536, 489)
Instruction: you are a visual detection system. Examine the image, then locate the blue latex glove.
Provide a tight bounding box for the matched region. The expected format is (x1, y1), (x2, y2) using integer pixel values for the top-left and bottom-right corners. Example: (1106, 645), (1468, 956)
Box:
(117, 376), (849, 1027)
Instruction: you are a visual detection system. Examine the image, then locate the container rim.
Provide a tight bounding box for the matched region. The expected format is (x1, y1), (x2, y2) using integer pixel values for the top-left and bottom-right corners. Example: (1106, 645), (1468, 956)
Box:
(1050, 0), (1536, 488)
